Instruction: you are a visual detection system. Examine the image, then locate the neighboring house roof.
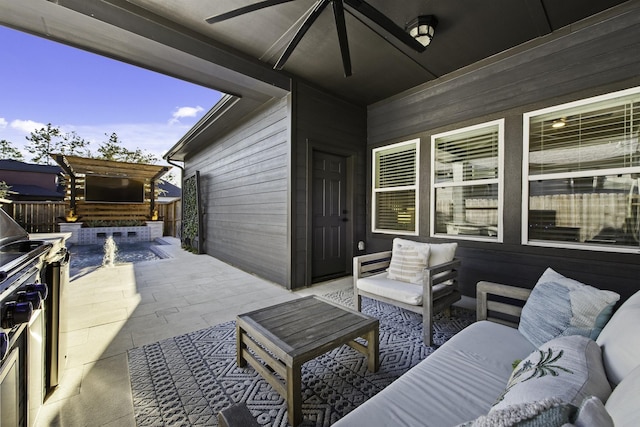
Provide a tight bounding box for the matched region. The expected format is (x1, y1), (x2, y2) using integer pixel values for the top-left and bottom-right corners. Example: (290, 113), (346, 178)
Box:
(0, 159), (65, 200)
(0, 159), (62, 174)
(158, 181), (181, 198)
(6, 183), (64, 199)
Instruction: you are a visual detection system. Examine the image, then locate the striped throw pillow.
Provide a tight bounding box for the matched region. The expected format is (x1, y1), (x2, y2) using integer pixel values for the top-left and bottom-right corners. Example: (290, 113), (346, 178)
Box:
(387, 243), (430, 284)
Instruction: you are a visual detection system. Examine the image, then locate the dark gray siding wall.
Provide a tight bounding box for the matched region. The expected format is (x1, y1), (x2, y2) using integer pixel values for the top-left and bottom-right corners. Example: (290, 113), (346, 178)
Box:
(366, 4), (640, 302)
(185, 96), (291, 287)
(292, 82), (367, 288)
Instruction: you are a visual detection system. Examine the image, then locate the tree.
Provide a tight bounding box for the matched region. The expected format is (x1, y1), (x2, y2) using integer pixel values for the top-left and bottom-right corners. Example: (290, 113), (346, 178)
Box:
(60, 130), (91, 157)
(0, 181), (10, 199)
(24, 123), (61, 164)
(96, 132), (121, 161)
(0, 139), (24, 160)
(96, 132), (158, 164)
(25, 123), (89, 164)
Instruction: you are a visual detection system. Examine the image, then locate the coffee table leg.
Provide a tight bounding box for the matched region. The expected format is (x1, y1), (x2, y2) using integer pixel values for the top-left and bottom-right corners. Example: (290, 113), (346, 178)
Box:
(286, 362), (302, 426)
(366, 327), (379, 373)
(236, 322), (246, 368)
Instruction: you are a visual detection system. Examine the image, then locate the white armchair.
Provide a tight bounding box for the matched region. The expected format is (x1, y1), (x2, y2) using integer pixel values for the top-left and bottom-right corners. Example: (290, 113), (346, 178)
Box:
(353, 239), (461, 346)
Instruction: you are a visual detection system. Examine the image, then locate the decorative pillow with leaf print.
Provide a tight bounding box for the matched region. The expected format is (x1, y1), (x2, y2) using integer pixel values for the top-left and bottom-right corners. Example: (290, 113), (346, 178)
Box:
(491, 335), (612, 412)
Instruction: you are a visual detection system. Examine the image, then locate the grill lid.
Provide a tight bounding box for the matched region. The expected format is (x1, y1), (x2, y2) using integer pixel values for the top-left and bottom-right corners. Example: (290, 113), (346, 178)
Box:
(0, 208), (28, 248)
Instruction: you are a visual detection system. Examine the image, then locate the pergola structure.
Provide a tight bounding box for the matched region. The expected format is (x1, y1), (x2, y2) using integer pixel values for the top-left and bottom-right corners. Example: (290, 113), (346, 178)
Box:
(52, 154), (169, 223)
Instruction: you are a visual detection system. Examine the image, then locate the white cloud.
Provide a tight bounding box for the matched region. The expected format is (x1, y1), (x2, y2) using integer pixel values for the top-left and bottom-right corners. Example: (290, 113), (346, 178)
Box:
(0, 118), (7, 129)
(10, 119), (46, 134)
(168, 105), (204, 125)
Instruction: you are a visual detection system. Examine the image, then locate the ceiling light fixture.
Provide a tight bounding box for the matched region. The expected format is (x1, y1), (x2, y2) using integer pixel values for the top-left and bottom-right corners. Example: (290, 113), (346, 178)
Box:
(551, 118), (567, 129)
(407, 15), (438, 47)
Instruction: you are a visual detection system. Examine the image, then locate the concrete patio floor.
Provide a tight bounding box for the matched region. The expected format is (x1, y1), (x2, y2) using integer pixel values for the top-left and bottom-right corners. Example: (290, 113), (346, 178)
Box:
(36, 237), (351, 426)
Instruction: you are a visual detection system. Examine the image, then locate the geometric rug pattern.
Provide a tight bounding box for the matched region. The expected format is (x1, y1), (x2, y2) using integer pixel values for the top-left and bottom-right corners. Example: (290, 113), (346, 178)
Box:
(128, 291), (475, 426)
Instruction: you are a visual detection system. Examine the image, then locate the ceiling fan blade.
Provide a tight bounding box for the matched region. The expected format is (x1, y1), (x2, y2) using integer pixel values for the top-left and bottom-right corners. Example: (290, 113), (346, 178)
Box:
(274, 0), (330, 70)
(332, 0), (352, 77)
(205, 0), (296, 24)
(344, 0), (426, 52)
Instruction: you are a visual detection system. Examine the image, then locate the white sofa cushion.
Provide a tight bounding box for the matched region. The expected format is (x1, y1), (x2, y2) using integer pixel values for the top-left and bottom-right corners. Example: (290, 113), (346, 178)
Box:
(604, 364), (640, 426)
(492, 335), (612, 411)
(596, 289), (640, 386)
(387, 240), (430, 284)
(332, 320), (535, 427)
(518, 268), (619, 347)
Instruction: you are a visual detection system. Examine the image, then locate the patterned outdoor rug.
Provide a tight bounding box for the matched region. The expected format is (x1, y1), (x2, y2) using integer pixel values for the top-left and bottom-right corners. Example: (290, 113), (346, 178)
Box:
(128, 290), (475, 426)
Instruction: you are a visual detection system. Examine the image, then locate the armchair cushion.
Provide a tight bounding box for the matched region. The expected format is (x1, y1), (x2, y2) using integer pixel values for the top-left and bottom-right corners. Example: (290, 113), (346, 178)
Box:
(357, 272), (453, 306)
(428, 241), (458, 267)
(390, 238), (458, 284)
(387, 241), (430, 284)
(518, 268), (619, 347)
(390, 238), (457, 268)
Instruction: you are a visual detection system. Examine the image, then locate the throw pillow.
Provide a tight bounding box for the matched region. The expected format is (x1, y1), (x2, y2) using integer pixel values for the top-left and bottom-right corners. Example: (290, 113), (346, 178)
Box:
(386, 239), (430, 284)
(518, 268), (619, 347)
(427, 242), (457, 267)
(456, 398), (575, 427)
(573, 396), (614, 427)
(492, 335), (612, 412)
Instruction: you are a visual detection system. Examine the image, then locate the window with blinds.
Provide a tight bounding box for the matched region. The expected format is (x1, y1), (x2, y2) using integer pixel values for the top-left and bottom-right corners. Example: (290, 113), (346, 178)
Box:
(523, 87), (640, 251)
(431, 120), (503, 241)
(372, 140), (418, 234)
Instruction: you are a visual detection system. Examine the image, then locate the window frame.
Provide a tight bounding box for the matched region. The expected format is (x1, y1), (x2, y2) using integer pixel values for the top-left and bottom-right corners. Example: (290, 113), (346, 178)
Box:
(430, 119), (505, 242)
(371, 139), (419, 235)
(522, 86), (640, 253)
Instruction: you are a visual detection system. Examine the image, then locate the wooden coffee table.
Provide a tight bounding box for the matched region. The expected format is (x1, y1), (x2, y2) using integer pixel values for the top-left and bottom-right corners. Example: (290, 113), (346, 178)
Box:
(236, 295), (379, 426)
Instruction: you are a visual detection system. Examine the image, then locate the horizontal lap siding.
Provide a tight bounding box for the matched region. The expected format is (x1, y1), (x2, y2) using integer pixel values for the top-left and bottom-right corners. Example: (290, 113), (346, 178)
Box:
(186, 97), (290, 286)
(293, 83), (367, 287)
(366, 5), (640, 300)
(369, 9), (640, 142)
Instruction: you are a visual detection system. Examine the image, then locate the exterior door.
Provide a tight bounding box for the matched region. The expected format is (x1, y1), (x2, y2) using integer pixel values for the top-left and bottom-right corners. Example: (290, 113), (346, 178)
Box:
(312, 151), (347, 281)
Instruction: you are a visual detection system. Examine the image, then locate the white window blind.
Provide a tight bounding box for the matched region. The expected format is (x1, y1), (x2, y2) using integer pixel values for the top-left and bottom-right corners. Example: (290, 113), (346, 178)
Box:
(372, 140), (418, 234)
(524, 87), (640, 251)
(431, 120), (503, 241)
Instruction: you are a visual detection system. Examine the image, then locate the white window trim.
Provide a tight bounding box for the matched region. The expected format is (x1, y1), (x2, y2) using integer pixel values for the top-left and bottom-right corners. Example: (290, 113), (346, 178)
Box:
(430, 119), (505, 242)
(372, 139), (419, 235)
(522, 85), (640, 253)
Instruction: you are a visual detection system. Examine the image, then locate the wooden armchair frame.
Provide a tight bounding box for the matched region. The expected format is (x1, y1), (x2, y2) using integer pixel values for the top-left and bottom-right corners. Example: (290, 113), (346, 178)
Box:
(476, 281), (532, 328)
(353, 251), (461, 346)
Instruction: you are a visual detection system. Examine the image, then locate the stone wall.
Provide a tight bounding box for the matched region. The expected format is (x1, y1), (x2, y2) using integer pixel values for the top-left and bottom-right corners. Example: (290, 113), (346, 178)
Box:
(59, 221), (163, 245)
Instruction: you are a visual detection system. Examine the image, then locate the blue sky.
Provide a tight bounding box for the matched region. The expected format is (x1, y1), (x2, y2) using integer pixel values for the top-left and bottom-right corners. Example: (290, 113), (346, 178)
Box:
(0, 25), (222, 164)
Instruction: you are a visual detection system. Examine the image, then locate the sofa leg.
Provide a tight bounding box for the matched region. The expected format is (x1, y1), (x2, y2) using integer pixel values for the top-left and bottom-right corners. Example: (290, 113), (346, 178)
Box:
(356, 294), (362, 311)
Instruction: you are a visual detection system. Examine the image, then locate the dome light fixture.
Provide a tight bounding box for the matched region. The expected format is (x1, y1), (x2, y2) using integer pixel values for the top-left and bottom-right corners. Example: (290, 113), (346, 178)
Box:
(407, 15), (438, 47)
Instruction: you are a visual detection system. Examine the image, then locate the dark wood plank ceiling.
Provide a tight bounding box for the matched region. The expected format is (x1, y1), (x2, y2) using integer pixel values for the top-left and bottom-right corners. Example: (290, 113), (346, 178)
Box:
(122, 0), (630, 104)
(1, 0), (632, 106)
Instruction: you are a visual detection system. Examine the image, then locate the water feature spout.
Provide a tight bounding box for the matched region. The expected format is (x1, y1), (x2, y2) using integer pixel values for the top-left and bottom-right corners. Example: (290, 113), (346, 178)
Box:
(103, 236), (118, 267)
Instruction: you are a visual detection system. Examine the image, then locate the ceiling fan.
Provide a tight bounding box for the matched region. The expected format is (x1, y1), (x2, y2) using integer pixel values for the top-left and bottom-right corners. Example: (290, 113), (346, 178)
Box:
(205, 0), (428, 77)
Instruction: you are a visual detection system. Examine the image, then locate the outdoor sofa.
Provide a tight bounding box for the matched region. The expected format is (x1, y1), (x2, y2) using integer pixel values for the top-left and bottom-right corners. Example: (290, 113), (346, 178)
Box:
(333, 268), (640, 426)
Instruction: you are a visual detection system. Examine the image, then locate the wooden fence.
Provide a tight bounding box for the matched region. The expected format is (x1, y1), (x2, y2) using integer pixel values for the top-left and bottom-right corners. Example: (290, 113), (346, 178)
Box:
(2, 200), (182, 237)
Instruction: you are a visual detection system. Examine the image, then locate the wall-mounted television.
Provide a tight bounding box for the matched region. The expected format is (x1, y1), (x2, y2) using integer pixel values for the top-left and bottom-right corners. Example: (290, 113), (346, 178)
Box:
(84, 175), (145, 203)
